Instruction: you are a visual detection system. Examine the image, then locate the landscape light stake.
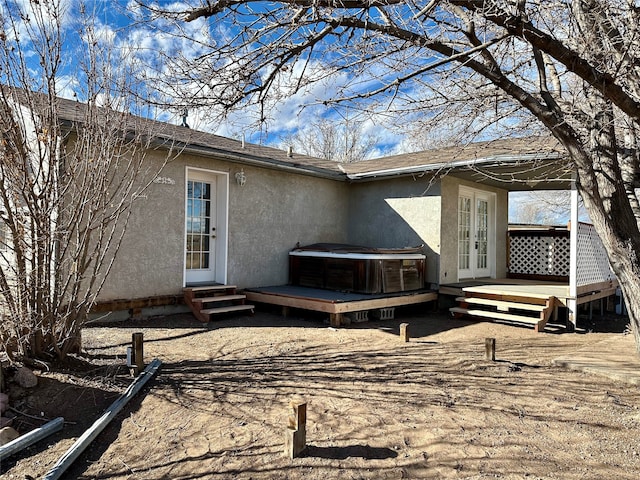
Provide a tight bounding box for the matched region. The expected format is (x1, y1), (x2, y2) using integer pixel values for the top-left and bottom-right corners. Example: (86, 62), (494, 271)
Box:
(400, 323), (410, 342)
(284, 400), (307, 459)
(485, 338), (496, 361)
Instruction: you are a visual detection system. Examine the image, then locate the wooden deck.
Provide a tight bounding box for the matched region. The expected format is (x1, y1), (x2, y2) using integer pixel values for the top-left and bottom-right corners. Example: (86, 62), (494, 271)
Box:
(441, 278), (618, 332)
(244, 285), (438, 327)
(440, 278), (617, 306)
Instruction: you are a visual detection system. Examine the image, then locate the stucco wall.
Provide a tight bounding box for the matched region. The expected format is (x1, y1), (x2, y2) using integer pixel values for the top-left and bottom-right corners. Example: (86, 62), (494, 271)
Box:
(97, 150), (509, 303)
(227, 165), (349, 288)
(439, 175), (509, 284)
(346, 177), (442, 286)
(98, 151), (349, 301)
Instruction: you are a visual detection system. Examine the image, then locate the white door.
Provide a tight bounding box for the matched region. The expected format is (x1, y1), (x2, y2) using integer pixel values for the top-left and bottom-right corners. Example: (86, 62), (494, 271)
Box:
(458, 188), (494, 279)
(185, 172), (217, 285)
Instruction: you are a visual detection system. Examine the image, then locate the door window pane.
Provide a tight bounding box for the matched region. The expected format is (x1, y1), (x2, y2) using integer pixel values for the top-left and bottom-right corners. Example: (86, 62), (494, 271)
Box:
(458, 196), (471, 270)
(476, 199), (488, 270)
(186, 180), (211, 270)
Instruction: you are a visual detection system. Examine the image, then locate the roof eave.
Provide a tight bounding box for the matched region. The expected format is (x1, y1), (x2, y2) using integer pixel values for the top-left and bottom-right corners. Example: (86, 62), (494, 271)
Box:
(346, 152), (568, 181)
(164, 141), (347, 181)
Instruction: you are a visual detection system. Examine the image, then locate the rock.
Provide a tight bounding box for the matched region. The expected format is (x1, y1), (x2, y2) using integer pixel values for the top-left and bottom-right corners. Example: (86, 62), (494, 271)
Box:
(0, 417), (12, 428)
(0, 426), (19, 445)
(14, 366), (38, 388)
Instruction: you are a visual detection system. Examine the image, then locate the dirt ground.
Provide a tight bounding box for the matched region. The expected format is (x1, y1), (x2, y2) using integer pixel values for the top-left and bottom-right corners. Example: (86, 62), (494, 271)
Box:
(2, 307), (640, 479)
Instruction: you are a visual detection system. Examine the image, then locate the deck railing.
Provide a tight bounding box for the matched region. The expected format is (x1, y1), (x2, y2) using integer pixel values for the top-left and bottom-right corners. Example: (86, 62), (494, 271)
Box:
(508, 223), (616, 287)
(575, 222), (616, 288)
(507, 227), (570, 281)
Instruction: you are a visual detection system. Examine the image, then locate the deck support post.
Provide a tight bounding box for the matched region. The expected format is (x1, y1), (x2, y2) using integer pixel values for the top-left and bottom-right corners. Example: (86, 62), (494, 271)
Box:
(330, 313), (341, 327)
(284, 401), (307, 459)
(568, 175), (579, 330)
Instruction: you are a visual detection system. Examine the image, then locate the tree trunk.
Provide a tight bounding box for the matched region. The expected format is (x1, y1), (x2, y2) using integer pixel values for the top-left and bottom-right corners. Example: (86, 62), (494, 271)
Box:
(615, 269), (640, 352)
(549, 110), (640, 353)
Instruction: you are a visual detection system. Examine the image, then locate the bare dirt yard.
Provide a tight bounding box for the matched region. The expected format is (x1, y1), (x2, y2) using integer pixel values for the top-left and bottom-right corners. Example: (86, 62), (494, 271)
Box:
(2, 307), (640, 479)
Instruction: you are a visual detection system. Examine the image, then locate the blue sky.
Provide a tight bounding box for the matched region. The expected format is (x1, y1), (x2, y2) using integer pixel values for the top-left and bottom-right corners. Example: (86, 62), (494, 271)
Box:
(0, 0), (405, 156)
(1, 0), (535, 158)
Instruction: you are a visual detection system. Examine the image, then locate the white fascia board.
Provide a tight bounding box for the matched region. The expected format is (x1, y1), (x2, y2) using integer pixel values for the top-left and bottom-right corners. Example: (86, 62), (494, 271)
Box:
(346, 152), (566, 180)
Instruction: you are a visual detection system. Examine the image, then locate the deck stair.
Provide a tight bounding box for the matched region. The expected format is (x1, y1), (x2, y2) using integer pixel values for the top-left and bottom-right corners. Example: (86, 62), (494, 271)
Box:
(183, 285), (254, 323)
(450, 290), (555, 332)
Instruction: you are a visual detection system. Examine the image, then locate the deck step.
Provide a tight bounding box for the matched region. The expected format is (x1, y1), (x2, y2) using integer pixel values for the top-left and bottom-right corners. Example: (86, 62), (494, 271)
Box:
(194, 294), (247, 304)
(450, 307), (541, 325)
(455, 297), (546, 312)
(201, 304), (255, 315)
(184, 285), (237, 293)
(184, 284), (253, 322)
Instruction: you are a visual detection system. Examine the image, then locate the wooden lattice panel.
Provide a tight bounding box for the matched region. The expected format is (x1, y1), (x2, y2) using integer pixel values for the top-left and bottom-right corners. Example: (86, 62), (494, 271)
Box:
(576, 223), (615, 286)
(509, 234), (570, 277)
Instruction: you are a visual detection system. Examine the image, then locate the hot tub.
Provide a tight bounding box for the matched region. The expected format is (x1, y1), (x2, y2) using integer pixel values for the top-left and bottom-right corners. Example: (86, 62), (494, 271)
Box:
(289, 243), (426, 294)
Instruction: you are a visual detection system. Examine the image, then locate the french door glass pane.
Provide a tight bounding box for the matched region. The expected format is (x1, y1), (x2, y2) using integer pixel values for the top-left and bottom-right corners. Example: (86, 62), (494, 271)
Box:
(186, 180), (212, 270)
(476, 199), (488, 270)
(458, 196), (471, 270)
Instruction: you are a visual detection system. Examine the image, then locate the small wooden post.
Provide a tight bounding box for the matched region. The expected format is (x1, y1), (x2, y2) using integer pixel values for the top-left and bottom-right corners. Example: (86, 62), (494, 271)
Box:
(485, 337), (496, 361)
(132, 333), (144, 375)
(284, 400), (307, 459)
(400, 323), (410, 342)
(329, 313), (341, 327)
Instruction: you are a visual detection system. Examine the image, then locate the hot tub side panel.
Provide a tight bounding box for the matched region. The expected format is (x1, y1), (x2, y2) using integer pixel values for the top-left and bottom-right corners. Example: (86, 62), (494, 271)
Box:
(289, 252), (425, 294)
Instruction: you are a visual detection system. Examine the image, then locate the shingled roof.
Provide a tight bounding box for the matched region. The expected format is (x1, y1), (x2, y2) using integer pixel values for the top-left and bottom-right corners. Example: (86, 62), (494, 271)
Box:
(55, 96), (347, 180)
(343, 137), (566, 178)
(54, 96), (569, 185)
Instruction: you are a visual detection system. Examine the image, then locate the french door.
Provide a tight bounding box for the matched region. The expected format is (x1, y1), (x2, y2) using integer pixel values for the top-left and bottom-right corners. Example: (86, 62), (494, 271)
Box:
(458, 188), (495, 279)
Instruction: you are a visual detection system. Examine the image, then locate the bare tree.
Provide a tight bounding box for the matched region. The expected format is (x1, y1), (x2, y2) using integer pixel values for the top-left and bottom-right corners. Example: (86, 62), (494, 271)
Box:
(280, 116), (379, 162)
(510, 191), (588, 226)
(0, 1), (168, 362)
(138, 1), (640, 351)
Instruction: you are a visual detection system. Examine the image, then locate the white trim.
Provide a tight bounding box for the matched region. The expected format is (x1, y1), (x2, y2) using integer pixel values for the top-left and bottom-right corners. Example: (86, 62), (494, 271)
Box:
(289, 251), (425, 260)
(347, 152), (565, 180)
(183, 167), (229, 286)
(567, 177), (579, 327)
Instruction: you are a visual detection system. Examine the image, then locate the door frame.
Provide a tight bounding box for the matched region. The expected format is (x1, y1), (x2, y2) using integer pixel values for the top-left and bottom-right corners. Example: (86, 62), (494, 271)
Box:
(457, 186), (496, 280)
(183, 167), (229, 286)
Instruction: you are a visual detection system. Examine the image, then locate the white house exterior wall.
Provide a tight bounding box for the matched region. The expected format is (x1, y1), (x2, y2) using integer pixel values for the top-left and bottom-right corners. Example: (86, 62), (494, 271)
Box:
(97, 150), (350, 301)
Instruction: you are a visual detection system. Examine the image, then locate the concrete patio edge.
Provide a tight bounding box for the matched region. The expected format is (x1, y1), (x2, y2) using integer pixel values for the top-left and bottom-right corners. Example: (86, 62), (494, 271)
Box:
(553, 334), (640, 385)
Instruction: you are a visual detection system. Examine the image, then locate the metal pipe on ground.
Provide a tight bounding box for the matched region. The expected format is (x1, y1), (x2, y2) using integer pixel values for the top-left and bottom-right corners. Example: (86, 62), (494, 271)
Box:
(0, 417), (64, 462)
(42, 358), (161, 480)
